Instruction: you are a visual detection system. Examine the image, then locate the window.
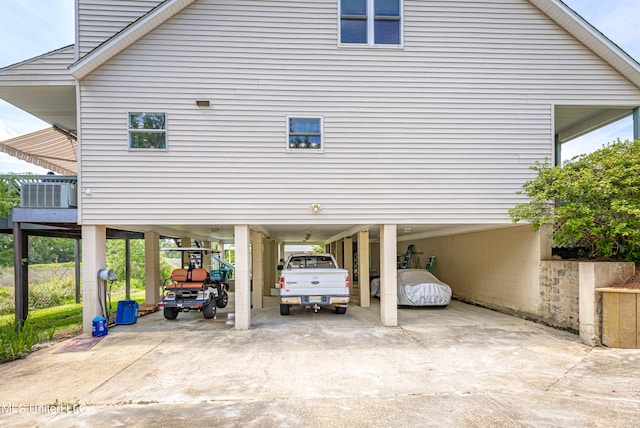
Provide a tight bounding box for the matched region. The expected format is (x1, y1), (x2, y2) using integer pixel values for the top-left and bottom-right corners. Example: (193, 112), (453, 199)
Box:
(128, 112), (166, 149)
(287, 256), (336, 269)
(340, 0), (401, 46)
(287, 117), (323, 151)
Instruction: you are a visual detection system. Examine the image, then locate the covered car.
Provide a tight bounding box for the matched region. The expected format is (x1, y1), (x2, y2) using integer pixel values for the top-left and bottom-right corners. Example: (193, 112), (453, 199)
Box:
(370, 269), (452, 306)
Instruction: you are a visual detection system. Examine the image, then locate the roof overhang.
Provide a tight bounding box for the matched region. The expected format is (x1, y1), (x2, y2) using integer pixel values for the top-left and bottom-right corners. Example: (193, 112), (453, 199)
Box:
(555, 105), (636, 143)
(0, 45), (77, 131)
(0, 85), (76, 131)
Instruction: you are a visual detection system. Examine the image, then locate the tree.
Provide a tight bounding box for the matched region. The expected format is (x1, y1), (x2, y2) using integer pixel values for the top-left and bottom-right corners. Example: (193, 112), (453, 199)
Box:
(509, 139), (640, 261)
(0, 174), (20, 217)
(28, 237), (75, 264)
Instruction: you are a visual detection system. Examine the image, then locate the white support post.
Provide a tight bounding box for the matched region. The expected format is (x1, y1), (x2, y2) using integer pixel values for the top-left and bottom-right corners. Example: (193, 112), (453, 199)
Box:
(358, 229), (370, 308)
(344, 236), (354, 299)
(272, 240), (279, 288)
(144, 231), (161, 305)
(235, 225), (251, 329)
(180, 236), (191, 267)
(81, 225), (107, 333)
(380, 224), (398, 326)
(202, 240), (212, 271)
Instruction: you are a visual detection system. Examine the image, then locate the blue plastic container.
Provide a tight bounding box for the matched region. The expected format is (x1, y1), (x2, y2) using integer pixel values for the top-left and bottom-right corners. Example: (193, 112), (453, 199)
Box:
(92, 317), (108, 337)
(115, 300), (139, 325)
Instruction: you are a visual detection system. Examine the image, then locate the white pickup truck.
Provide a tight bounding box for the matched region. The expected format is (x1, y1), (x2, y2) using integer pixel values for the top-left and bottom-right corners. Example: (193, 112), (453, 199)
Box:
(278, 254), (350, 315)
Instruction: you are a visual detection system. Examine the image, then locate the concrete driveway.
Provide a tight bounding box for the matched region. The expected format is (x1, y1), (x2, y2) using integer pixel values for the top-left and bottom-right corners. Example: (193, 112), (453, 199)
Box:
(0, 295), (639, 427)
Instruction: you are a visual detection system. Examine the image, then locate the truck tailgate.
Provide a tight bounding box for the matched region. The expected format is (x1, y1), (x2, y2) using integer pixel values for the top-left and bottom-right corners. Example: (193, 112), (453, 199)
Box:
(280, 269), (348, 296)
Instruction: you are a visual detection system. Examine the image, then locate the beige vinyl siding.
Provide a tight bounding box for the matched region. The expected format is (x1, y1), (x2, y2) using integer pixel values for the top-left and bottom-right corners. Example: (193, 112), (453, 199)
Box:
(78, 0), (640, 225)
(0, 46), (75, 85)
(77, 0), (163, 57)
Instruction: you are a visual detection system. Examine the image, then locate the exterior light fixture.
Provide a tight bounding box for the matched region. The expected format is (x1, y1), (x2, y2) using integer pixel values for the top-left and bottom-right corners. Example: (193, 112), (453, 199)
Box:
(196, 100), (210, 107)
(311, 203), (323, 212)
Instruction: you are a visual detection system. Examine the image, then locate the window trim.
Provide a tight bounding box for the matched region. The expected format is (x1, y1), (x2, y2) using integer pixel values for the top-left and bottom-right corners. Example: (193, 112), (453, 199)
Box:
(128, 112), (167, 150)
(286, 116), (324, 153)
(338, 0), (404, 48)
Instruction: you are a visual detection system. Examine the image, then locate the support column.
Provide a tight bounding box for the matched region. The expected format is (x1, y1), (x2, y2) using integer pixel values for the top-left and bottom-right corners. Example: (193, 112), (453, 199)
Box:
(539, 224), (553, 261)
(633, 107), (640, 140)
(251, 230), (264, 309)
(262, 236), (272, 296)
(235, 225), (251, 329)
(74, 238), (81, 303)
(81, 225), (107, 333)
(180, 236), (191, 267)
(202, 240), (212, 271)
(344, 236), (354, 297)
(336, 240), (344, 268)
(144, 231), (161, 305)
(554, 134), (561, 166)
(279, 242), (285, 265)
(358, 229), (370, 308)
(13, 222), (28, 326)
(125, 239), (131, 300)
(380, 224), (398, 326)
(271, 240), (279, 288)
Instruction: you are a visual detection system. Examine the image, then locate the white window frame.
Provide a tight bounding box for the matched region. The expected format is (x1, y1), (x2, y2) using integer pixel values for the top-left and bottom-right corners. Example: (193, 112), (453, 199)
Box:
(286, 116), (324, 153)
(338, 0), (404, 48)
(128, 112), (167, 150)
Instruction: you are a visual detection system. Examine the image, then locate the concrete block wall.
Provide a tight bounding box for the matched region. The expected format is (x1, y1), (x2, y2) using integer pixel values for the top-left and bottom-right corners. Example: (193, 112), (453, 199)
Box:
(539, 261), (579, 332)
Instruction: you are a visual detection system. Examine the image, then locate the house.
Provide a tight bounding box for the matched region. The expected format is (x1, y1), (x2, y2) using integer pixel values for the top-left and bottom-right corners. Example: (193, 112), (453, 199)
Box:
(1, 0), (639, 335)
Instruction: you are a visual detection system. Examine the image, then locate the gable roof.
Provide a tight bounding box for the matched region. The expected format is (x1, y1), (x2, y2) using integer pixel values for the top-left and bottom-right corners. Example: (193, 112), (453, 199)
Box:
(69, 0), (196, 80)
(69, 0), (640, 89)
(529, 0), (640, 88)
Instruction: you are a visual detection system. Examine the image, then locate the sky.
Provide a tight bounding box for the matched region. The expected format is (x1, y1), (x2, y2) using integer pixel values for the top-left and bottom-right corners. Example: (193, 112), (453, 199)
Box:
(0, 0), (639, 173)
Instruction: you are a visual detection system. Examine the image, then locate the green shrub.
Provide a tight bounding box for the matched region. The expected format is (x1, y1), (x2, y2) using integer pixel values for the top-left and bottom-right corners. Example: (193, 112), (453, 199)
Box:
(510, 139), (640, 261)
(0, 318), (40, 362)
(28, 279), (76, 310)
(0, 287), (14, 316)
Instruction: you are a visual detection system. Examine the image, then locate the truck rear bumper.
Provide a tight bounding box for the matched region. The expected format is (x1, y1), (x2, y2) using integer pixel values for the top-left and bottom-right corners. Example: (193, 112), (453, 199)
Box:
(281, 296), (349, 306)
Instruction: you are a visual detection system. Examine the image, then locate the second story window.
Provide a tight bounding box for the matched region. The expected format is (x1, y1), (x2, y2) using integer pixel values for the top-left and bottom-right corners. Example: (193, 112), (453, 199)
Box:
(340, 0), (402, 46)
(287, 117), (323, 151)
(128, 112), (166, 149)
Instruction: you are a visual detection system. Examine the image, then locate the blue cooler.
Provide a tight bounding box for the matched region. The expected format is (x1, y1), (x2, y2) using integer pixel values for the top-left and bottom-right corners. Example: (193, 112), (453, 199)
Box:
(92, 316), (108, 337)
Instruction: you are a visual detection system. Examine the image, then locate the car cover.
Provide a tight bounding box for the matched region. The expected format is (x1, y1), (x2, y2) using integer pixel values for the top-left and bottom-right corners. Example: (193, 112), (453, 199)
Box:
(370, 269), (451, 306)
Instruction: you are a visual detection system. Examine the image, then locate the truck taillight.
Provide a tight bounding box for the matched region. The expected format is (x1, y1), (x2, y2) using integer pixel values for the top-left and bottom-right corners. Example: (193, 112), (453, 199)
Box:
(280, 277), (284, 289)
(346, 275), (349, 289)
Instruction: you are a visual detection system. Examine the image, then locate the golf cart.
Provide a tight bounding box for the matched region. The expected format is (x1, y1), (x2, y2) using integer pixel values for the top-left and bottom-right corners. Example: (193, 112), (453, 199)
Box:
(158, 248), (233, 320)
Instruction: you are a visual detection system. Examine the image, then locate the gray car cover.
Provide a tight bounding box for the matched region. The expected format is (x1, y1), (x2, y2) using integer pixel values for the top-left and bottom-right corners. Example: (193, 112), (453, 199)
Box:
(370, 269), (451, 306)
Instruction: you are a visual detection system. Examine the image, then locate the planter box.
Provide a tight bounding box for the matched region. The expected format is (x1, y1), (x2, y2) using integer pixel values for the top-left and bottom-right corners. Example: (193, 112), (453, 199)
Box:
(596, 287), (640, 349)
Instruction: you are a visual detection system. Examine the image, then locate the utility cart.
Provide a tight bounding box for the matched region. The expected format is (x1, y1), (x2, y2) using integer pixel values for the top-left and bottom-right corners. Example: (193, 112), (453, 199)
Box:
(158, 248), (233, 320)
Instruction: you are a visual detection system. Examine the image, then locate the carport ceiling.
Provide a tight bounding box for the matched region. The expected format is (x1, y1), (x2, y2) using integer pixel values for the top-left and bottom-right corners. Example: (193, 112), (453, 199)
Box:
(156, 223), (511, 246)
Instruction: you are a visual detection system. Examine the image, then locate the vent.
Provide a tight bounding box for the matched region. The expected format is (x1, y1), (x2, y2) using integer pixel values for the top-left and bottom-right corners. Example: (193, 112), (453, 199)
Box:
(21, 182), (78, 208)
